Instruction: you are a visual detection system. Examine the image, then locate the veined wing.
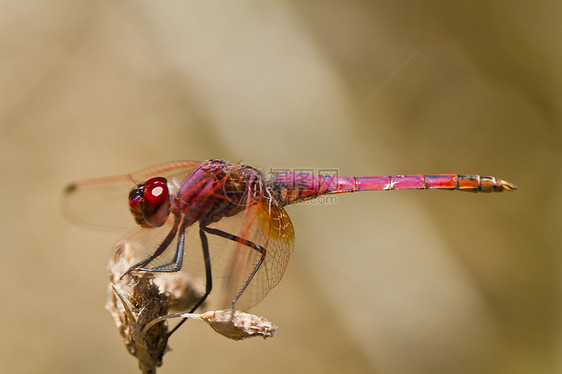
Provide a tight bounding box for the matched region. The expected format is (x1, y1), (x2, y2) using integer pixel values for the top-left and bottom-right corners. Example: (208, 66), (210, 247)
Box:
(61, 160), (202, 230)
(206, 187), (295, 311)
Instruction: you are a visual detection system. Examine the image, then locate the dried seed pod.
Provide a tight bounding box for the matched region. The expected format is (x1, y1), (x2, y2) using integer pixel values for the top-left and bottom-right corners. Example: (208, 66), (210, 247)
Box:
(143, 310), (277, 341)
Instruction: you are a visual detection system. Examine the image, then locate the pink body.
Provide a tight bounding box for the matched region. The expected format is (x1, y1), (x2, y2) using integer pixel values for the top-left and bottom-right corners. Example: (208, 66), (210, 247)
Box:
(268, 171), (516, 206)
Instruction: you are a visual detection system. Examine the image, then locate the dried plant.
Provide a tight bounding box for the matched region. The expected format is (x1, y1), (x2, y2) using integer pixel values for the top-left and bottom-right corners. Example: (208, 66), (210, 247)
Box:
(106, 239), (276, 373)
(143, 310), (277, 341)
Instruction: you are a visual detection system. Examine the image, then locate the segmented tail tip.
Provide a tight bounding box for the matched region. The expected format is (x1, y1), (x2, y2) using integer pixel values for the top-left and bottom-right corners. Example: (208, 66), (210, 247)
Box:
(500, 180), (517, 191)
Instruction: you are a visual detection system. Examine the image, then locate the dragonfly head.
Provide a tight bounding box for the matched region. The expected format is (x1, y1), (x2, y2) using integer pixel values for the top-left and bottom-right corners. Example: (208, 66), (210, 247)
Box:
(128, 177), (171, 228)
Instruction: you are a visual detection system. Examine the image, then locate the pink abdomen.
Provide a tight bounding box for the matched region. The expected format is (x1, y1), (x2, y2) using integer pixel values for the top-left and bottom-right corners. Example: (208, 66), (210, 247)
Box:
(268, 172), (516, 206)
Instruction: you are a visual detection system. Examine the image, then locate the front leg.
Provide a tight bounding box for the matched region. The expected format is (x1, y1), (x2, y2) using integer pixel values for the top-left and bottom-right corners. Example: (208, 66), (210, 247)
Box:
(121, 215), (182, 278)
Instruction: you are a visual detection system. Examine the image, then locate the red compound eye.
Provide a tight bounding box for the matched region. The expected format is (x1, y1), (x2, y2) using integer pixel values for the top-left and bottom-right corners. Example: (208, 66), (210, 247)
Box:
(144, 177), (169, 206)
(128, 192), (142, 209)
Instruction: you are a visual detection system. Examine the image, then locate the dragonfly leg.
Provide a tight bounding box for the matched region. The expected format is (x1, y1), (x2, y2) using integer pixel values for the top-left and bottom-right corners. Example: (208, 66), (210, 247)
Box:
(167, 225), (213, 337)
(147, 227), (188, 271)
(133, 218), (192, 274)
(202, 226), (266, 308)
(120, 215), (181, 278)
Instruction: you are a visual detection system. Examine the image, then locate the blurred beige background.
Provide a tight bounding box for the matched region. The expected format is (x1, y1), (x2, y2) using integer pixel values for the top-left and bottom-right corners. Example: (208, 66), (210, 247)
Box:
(1, 1), (560, 373)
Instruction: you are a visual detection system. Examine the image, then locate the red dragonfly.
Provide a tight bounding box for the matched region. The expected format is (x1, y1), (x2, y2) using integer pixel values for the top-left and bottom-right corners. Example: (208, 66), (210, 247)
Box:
(63, 159), (516, 334)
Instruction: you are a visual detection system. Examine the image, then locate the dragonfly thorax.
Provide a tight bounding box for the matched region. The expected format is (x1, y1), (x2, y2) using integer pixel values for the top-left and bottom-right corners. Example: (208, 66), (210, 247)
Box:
(175, 160), (265, 227)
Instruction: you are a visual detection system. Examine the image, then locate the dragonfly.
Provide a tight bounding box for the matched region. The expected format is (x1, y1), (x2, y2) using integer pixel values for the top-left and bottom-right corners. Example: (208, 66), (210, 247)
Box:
(63, 159), (516, 336)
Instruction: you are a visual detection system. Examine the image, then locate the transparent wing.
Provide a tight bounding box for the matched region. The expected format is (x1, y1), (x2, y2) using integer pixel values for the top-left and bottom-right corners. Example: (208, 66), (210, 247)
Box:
(205, 190), (295, 311)
(61, 160), (202, 230)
